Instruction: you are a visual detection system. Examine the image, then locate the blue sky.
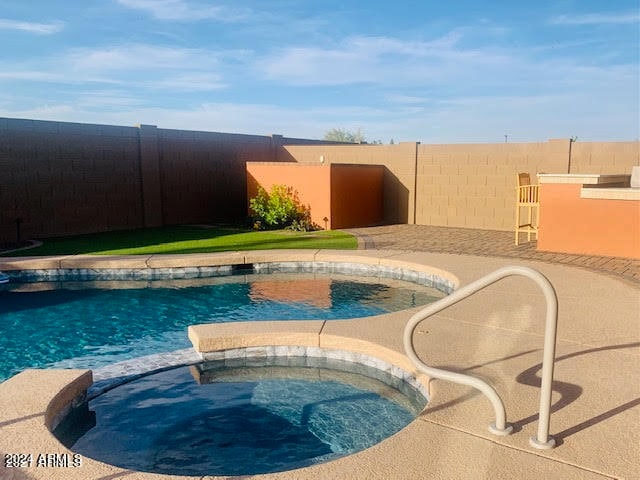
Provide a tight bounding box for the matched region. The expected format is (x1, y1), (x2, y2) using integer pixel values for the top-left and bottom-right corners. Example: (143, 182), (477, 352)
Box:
(1, 0), (638, 143)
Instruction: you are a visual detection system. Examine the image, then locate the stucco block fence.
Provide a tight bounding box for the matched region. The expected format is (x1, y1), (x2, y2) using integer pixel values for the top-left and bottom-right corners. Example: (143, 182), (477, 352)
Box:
(1, 116), (638, 244)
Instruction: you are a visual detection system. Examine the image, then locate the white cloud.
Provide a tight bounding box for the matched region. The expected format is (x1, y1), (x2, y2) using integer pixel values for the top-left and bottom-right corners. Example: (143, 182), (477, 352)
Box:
(65, 44), (231, 91)
(115, 0), (249, 22)
(0, 43), (231, 91)
(73, 90), (147, 109)
(260, 34), (517, 87)
(385, 94), (429, 105)
(258, 30), (638, 117)
(263, 47), (368, 85)
(0, 104), (76, 120)
(0, 18), (63, 34)
(549, 11), (640, 25)
(147, 73), (227, 91)
(65, 44), (219, 72)
(0, 70), (63, 82)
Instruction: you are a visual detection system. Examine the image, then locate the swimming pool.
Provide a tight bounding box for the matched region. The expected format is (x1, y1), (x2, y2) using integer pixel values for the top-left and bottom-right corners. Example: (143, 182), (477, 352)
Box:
(56, 356), (427, 476)
(0, 273), (444, 381)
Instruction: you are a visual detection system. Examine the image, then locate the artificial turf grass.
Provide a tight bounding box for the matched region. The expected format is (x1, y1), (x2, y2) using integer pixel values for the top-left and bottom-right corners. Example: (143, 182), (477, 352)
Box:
(4, 225), (358, 256)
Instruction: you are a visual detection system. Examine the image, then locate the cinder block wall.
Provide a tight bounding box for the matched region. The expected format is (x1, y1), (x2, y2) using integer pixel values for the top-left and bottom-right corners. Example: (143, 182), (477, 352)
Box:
(157, 128), (277, 225)
(0, 117), (336, 244)
(1, 115), (638, 244)
(0, 118), (143, 244)
(415, 140), (571, 230)
(569, 141), (640, 174)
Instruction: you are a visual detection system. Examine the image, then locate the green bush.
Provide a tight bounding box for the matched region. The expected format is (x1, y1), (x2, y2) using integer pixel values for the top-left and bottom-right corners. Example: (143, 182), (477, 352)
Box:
(249, 185), (318, 231)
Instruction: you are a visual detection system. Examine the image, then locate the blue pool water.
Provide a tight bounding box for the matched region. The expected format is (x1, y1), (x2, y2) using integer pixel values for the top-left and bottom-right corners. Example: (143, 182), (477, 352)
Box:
(0, 274), (443, 381)
(57, 357), (427, 475)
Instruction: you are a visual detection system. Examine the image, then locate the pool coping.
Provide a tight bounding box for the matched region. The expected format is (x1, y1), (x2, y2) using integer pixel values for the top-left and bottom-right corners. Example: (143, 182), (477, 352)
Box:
(0, 250), (458, 294)
(1, 249), (638, 480)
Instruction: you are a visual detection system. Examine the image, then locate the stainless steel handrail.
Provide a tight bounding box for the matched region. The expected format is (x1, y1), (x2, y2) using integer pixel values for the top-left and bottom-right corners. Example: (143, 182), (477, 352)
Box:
(403, 265), (558, 449)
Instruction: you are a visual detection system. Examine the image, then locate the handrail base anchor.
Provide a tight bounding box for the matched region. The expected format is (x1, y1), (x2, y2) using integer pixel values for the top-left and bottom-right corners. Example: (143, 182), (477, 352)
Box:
(489, 422), (513, 436)
(529, 436), (556, 450)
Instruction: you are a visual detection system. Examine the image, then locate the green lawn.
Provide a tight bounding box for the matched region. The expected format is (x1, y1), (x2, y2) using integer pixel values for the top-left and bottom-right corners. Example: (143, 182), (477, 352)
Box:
(4, 226), (358, 256)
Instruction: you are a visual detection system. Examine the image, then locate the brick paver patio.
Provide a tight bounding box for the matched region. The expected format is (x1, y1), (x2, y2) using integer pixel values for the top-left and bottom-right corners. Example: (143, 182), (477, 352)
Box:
(347, 224), (640, 285)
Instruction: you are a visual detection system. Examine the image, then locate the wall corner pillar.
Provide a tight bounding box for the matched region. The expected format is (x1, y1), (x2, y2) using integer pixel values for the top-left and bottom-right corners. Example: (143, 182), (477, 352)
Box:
(270, 134), (283, 161)
(399, 141), (420, 225)
(137, 124), (163, 227)
(412, 141), (420, 225)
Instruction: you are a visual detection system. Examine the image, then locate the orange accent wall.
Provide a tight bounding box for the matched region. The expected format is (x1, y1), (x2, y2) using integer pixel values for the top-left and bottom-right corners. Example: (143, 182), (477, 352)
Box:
(538, 184), (640, 259)
(246, 162), (383, 229)
(331, 164), (384, 229)
(247, 163), (332, 228)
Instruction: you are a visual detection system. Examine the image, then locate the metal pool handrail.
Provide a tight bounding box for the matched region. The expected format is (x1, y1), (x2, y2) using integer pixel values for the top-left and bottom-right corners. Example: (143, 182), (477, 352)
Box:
(403, 265), (558, 449)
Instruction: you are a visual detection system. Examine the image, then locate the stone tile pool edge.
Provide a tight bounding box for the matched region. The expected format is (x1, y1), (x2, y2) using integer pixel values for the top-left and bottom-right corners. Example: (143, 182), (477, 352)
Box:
(0, 250), (457, 295)
(88, 344), (430, 405)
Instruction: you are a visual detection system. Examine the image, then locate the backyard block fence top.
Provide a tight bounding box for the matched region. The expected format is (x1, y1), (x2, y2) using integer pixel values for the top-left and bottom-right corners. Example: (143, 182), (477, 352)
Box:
(0, 116), (638, 245)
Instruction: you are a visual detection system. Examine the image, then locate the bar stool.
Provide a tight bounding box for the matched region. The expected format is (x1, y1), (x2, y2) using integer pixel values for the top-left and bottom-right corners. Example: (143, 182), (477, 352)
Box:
(515, 173), (540, 245)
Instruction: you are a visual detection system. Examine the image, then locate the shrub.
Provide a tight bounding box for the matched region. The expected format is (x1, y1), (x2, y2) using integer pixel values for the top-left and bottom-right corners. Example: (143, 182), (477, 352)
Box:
(286, 208), (317, 232)
(249, 185), (318, 231)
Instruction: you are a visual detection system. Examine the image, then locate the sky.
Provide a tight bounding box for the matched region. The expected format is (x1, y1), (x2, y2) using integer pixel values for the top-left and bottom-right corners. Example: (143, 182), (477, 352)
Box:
(0, 0), (638, 143)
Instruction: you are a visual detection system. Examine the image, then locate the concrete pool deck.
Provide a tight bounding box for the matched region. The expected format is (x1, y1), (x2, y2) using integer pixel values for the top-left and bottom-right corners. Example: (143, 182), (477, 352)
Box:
(0, 246), (638, 479)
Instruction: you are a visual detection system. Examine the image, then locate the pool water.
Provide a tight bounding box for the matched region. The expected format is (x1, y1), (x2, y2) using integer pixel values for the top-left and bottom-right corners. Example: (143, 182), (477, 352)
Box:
(57, 357), (427, 475)
(0, 274), (443, 381)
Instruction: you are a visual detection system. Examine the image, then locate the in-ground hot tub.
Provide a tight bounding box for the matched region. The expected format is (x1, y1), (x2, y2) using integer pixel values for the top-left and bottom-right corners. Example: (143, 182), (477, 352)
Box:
(54, 352), (428, 476)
